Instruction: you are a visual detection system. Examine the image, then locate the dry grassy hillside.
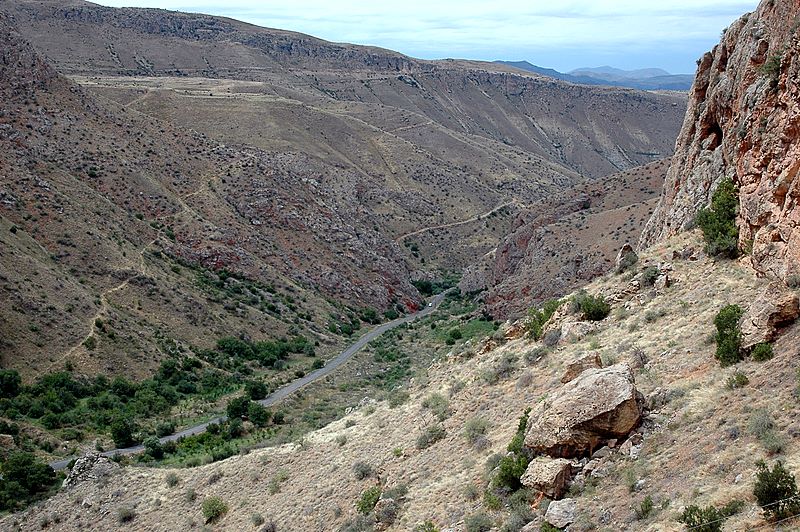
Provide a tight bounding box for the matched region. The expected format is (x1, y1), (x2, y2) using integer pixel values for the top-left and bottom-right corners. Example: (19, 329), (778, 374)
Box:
(7, 231), (799, 531)
(0, 14), (418, 379)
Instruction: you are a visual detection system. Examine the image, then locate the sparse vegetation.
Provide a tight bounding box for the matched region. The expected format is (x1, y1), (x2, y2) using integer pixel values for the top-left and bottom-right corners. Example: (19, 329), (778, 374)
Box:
(416, 424), (446, 449)
(352, 460), (374, 480)
(464, 512), (493, 532)
(421, 393), (451, 421)
(464, 417), (490, 448)
(725, 371), (749, 390)
(117, 507), (136, 523)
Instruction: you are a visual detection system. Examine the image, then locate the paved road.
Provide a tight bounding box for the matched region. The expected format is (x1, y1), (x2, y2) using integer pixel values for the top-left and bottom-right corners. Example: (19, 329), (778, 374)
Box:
(50, 290), (450, 470)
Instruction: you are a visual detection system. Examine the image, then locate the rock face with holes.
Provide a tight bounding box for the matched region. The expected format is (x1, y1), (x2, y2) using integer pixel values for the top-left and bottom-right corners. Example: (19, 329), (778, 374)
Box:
(740, 281), (800, 350)
(641, 0), (800, 284)
(524, 364), (645, 458)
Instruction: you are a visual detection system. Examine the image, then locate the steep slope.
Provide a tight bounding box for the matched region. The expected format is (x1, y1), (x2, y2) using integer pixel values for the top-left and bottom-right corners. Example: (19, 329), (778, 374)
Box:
(0, 1), (686, 276)
(641, 0), (800, 285)
(6, 231), (798, 531)
(466, 159), (670, 318)
(0, 14), (418, 378)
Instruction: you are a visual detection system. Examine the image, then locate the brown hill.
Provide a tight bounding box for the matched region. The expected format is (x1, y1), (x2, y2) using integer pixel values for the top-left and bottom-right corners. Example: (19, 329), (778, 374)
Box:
(2, 0), (686, 275)
(0, 13), (417, 379)
(465, 159), (670, 318)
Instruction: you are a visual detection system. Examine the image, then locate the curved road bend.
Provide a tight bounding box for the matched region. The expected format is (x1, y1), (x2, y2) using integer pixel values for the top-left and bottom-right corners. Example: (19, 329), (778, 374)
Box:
(50, 290), (451, 470)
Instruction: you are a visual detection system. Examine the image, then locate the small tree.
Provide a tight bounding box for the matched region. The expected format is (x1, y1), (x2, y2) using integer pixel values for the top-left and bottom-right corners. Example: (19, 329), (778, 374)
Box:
(245, 380), (268, 400)
(696, 178), (739, 258)
(0, 369), (21, 398)
(110, 416), (137, 448)
(754, 460), (800, 521)
(714, 304), (744, 366)
(226, 395), (250, 420)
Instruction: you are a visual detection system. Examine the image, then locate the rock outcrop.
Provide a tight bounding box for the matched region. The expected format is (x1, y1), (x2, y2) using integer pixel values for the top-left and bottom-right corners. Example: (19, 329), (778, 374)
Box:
(740, 281), (800, 350)
(520, 457), (574, 499)
(62, 453), (119, 489)
(641, 0), (800, 284)
(544, 498), (577, 529)
(560, 353), (603, 383)
(524, 364), (645, 458)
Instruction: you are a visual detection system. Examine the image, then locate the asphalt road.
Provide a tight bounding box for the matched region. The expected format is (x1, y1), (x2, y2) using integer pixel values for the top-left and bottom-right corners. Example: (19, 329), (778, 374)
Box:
(49, 290), (450, 471)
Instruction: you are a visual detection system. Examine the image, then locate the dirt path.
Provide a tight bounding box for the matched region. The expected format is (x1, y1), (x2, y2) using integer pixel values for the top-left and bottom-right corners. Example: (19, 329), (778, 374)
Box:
(394, 201), (515, 243)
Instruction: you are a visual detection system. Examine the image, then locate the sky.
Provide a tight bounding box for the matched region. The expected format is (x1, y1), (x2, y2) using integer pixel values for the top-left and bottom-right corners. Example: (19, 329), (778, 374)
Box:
(95, 0), (760, 74)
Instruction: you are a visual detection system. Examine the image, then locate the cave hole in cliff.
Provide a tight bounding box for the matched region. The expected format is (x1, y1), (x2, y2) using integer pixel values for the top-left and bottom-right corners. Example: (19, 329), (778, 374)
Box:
(701, 120), (724, 151)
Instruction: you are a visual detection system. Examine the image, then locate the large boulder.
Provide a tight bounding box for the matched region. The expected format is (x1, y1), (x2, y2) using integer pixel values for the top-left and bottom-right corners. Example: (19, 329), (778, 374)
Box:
(561, 353), (602, 383)
(520, 457), (574, 499)
(524, 364), (644, 458)
(545, 498), (577, 529)
(740, 282), (799, 351)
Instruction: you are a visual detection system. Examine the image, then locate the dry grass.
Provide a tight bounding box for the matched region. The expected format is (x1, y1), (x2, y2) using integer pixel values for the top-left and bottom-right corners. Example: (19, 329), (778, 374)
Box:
(5, 232), (800, 531)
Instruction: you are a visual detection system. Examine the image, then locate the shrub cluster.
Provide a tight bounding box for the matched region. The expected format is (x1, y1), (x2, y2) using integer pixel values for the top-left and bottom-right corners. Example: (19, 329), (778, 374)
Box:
(526, 299), (561, 340)
(491, 409), (531, 493)
(679, 500), (744, 532)
(0, 452), (57, 511)
(754, 460), (800, 521)
(572, 291), (611, 321)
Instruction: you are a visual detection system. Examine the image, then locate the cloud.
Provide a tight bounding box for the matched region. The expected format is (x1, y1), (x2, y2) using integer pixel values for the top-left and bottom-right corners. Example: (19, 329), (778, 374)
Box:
(94, 0), (759, 72)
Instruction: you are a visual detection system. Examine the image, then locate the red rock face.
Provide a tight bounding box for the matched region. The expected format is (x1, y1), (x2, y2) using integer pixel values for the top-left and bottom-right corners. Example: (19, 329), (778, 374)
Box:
(641, 0), (800, 282)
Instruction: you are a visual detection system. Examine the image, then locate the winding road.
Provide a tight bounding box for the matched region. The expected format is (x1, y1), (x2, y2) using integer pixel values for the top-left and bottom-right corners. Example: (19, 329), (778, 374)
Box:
(49, 290), (450, 470)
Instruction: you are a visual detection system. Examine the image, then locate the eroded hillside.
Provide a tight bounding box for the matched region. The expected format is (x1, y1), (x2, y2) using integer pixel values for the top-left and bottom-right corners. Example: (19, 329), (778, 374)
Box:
(1, 0), (686, 275)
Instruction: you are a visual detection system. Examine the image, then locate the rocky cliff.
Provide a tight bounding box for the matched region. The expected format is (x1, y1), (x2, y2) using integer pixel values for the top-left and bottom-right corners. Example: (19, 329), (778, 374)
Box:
(641, 0), (800, 282)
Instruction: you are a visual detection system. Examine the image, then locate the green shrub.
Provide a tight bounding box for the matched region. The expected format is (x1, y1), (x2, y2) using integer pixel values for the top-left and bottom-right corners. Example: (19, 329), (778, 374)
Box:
(527, 299), (561, 340)
(463, 417), (490, 447)
(483, 489), (502, 510)
(761, 53), (783, 88)
(413, 521), (440, 532)
(634, 495), (654, 520)
(165, 472), (179, 487)
(751, 342), (774, 362)
(725, 371), (749, 390)
(356, 486), (381, 514)
(110, 416), (138, 448)
(679, 505), (723, 532)
(416, 424), (446, 449)
(695, 178), (739, 258)
(572, 291), (610, 321)
(754, 460), (800, 521)
(422, 393), (450, 421)
(713, 304), (744, 366)
(245, 380), (268, 400)
(0, 370), (21, 399)
(493, 409), (531, 492)
(464, 512), (493, 532)
(201, 496), (228, 523)
(540, 524), (562, 532)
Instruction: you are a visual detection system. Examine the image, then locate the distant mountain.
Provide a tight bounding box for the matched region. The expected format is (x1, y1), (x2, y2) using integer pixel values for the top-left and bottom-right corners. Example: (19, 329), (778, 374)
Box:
(496, 60), (693, 90)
